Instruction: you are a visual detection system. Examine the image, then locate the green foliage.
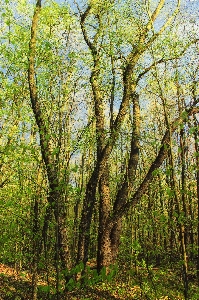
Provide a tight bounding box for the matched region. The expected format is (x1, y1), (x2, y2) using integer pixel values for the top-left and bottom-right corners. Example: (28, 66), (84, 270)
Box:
(0, 0), (199, 299)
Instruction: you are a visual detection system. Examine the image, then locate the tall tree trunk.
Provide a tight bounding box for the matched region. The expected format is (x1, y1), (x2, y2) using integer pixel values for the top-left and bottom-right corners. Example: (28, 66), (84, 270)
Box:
(193, 116), (199, 284)
(97, 166), (112, 271)
(178, 94), (188, 249)
(28, 1), (71, 282)
(168, 148), (189, 299)
(31, 191), (39, 300)
(163, 91), (189, 299)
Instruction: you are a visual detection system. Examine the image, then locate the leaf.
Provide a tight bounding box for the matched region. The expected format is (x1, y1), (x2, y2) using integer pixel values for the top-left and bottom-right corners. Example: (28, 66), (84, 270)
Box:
(52, 147), (59, 155)
(39, 285), (51, 293)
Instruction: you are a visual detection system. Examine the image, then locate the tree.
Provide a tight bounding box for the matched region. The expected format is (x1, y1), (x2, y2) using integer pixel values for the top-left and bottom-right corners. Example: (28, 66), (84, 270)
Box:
(75, 0), (199, 274)
(1, 0), (199, 297)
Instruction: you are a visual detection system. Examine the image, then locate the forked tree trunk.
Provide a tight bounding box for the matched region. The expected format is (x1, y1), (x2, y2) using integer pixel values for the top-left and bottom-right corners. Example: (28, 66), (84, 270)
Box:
(77, 1), (198, 274)
(97, 93), (140, 270)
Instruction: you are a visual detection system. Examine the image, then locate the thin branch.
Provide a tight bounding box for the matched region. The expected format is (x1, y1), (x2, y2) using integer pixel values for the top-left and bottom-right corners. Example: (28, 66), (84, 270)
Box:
(136, 38), (199, 83)
(146, 0), (165, 31)
(66, 117), (95, 168)
(146, 0), (181, 47)
(0, 178), (9, 188)
(80, 5), (94, 51)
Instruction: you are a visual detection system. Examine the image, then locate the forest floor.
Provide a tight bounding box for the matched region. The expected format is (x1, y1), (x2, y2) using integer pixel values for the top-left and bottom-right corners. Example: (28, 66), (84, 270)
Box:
(0, 263), (198, 300)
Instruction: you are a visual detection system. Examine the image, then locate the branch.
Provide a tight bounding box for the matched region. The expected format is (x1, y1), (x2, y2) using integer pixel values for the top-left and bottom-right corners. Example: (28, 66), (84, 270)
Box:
(146, 0), (165, 32)
(80, 5), (95, 52)
(28, 0), (41, 108)
(0, 178), (9, 188)
(146, 0), (180, 47)
(79, 4), (104, 57)
(66, 117), (95, 168)
(136, 38), (199, 83)
(109, 101), (199, 226)
(136, 57), (169, 83)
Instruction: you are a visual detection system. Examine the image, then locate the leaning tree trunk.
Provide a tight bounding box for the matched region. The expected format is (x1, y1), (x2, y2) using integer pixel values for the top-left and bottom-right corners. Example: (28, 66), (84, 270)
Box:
(112, 92), (140, 257)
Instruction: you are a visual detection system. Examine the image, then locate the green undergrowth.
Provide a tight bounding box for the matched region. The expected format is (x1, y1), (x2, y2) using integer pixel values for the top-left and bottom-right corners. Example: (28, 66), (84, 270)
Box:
(1, 263), (199, 300)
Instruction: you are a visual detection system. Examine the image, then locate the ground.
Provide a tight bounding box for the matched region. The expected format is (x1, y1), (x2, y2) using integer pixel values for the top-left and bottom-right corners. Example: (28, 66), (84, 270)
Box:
(0, 263), (198, 299)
